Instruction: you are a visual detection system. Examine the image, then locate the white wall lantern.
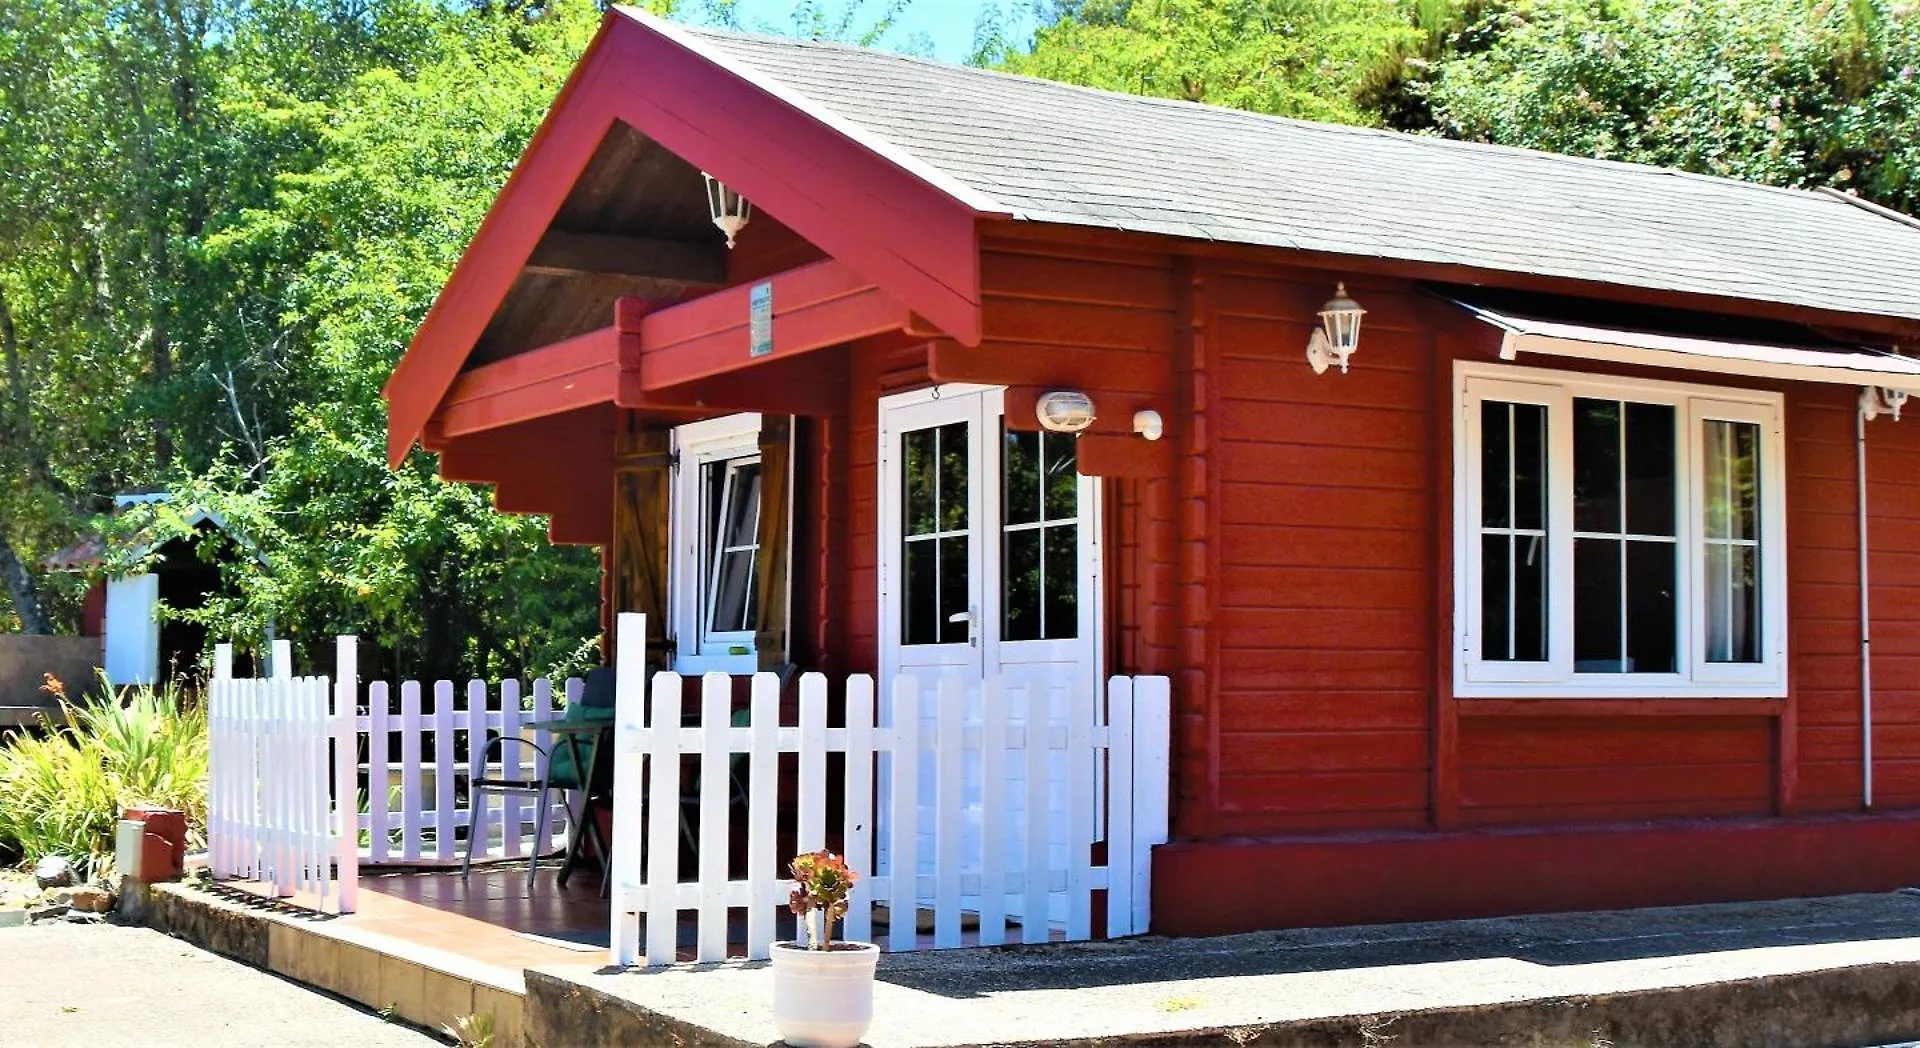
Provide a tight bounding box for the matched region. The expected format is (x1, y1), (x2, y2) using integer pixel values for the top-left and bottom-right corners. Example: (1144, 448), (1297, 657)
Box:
(1035, 390), (1096, 433)
(1132, 409), (1164, 441)
(1862, 385), (1909, 422)
(702, 172), (752, 249)
(1306, 282), (1367, 374)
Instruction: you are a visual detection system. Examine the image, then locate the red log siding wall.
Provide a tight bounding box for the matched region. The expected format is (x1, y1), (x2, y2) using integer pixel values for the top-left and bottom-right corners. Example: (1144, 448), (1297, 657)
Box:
(1205, 264), (1435, 834)
(1858, 392), (1920, 808)
(806, 227), (1915, 857)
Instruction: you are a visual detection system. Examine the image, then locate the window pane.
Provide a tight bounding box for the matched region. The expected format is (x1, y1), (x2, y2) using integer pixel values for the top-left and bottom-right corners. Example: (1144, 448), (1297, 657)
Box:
(1043, 432), (1078, 522)
(938, 422), (968, 532)
(1003, 529), (1040, 642)
(1574, 537), (1622, 672)
(1043, 523), (1078, 640)
(1625, 403), (1675, 536)
(1481, 402), (1511, 529)
(903, 429), (937, 537)
(1730, 422), (1760, 542)
(1480, 534), (1511, 661)
(1004, 429), (1039, 527)
(1703, 422), (1730, 538)
(1574, 399), (1621, 533)
(1625, 540), (1676, 673)
(1706, 542), (1761, 664)
(1513, 403), (1547, 531)
(938, 535), (970, 643)
(1515, 534), (1547, 661)
(904, 539), (937, 645)
(711, 550), (756, 633)
(722, 464), (761, 546)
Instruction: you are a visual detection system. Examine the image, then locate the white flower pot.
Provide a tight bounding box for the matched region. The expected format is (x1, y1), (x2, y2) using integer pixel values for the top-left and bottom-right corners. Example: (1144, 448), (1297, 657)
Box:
(770, 940), (879, 1048)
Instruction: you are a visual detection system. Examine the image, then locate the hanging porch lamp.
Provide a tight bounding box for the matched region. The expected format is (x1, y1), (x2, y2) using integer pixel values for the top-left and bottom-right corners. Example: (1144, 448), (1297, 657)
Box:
(1306, 282), (1367, 374)
(702, 172), (753, 249)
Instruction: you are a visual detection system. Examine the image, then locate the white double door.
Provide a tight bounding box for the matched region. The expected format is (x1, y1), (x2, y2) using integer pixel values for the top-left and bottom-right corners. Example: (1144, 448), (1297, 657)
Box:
(877, 385), (1101, 919)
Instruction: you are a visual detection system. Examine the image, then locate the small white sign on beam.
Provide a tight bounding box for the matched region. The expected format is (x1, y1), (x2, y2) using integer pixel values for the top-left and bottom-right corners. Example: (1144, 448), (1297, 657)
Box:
(749, 281), (773, 358)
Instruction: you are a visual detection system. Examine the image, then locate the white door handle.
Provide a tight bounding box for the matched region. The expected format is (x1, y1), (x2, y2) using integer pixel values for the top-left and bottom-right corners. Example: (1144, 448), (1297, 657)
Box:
(947, 607), (979, 647)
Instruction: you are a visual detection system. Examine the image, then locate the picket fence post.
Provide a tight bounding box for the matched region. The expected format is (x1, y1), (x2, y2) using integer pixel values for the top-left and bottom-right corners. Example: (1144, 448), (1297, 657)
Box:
(333, 636), (359, 913)
(608, 612), (646, 967)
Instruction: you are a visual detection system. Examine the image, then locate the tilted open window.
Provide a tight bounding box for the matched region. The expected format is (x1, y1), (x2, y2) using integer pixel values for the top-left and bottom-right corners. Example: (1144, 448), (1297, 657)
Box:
(672, 414), (764, 674)
(1454, 364), (1786, 698)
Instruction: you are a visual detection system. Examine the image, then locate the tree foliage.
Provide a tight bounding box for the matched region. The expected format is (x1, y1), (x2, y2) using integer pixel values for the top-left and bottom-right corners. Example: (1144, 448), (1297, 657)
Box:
(999, 0), (1428, 125)
(1424, 0), (1920, 213)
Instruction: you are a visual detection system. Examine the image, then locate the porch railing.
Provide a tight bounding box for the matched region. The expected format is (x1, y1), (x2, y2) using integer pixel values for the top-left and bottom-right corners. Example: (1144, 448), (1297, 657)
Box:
(605, 614), (1173, 967)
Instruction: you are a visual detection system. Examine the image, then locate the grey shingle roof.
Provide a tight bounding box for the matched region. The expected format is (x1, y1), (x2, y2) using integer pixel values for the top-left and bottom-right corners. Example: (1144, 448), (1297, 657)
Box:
(646, 14), (1920, 326)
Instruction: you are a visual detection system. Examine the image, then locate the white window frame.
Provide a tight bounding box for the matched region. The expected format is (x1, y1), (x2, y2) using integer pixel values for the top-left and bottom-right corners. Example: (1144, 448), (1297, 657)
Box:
(1452, 362), (1787, 699)
(671, 412), (763, 675)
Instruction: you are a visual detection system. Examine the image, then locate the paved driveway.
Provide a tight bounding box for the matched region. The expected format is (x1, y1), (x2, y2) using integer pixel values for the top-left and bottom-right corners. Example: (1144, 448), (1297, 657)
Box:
(0, 920), (442, 1047)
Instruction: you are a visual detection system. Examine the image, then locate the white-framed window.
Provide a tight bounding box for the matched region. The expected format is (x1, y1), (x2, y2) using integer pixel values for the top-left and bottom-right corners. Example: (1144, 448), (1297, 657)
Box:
(1453, 363), (1787, 698)
(671, 413), (763, 674)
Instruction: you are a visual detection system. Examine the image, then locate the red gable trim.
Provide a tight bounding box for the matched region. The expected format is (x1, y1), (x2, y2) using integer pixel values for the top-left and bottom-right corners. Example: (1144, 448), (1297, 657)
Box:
(383, 9), (994, 467)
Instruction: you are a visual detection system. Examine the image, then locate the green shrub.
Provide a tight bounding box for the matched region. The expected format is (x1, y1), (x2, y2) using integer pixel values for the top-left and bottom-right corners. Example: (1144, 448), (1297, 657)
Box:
(0, 678), (209, 877)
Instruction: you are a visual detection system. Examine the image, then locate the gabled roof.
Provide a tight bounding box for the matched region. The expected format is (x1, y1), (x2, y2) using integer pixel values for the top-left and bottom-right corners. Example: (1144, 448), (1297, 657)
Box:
(673, 16), (1920, 326)
(391, 7), (1920, 464)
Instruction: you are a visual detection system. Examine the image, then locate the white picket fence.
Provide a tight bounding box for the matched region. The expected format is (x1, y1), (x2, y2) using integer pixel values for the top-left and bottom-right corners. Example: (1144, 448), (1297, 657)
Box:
(209, 637), (583, 913)
(606, 614), (1173, 967)
(207, 641), (358, 913)
(357, 674), (577, 865)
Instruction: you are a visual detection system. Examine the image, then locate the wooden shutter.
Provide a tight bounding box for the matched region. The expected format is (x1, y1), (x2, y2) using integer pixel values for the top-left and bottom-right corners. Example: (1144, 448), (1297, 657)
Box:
(612, 426), (672, 666)
(754, 415), (793, 673)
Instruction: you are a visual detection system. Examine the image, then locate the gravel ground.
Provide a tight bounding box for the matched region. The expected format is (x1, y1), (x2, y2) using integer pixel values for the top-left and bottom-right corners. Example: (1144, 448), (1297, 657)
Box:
(0, 919), (444, 1047)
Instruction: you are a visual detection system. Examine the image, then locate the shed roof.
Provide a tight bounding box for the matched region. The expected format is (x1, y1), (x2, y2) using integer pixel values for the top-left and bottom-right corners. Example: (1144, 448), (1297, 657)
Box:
(652, 11), (1920, 325)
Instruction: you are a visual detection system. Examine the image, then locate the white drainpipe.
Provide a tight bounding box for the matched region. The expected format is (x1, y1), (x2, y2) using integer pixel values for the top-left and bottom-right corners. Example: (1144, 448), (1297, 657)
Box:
(1858, 399), (1875, 810)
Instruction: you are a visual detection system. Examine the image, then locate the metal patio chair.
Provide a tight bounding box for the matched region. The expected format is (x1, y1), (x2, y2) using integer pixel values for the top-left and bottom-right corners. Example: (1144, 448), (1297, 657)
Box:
(464, 667), (615, 894)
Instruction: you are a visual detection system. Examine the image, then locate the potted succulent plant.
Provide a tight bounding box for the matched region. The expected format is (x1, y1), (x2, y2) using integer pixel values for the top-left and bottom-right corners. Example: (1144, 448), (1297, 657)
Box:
(771, 850), (878, 1048)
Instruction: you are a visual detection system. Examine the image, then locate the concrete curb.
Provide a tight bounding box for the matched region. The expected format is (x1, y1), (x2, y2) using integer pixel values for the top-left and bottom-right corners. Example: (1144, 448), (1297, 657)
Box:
(529, 957), (1920, 1047)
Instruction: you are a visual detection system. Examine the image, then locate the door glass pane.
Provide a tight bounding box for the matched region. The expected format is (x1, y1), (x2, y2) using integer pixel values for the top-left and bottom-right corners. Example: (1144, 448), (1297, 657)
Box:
(1043, 432), (1078, 522)
(938, 423), (968, 531)
(1043, 524), (1078, 640)
(1003, 428), (1040, 527)
(904, 539), (938, 645)
(938, 535), (970, 643)
(901, 421), (969, 647)
(904, 429), (937, 536)
(1002, 530), (1041, 642)
(1001, 426), (1079, 642)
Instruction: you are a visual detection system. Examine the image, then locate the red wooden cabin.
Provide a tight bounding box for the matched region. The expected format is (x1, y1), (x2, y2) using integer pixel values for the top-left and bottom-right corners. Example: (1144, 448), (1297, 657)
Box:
(386, 9), (1920, 937)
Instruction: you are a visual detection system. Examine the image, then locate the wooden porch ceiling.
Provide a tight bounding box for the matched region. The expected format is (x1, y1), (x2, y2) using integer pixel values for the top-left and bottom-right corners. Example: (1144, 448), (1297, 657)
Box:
(468, 125), (728, 368)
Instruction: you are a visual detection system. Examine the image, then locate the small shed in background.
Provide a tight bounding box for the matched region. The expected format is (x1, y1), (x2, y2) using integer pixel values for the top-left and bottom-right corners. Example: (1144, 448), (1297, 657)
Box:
(44, 494), (256, 688)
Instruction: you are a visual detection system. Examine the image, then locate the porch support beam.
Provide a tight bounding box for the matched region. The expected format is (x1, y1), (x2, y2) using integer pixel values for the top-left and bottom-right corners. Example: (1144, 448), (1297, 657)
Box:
(438, 326), (623, 439)
(525, 229), (725, 286)
(428, 258), (903, 440)
(628, 257), (911, 391)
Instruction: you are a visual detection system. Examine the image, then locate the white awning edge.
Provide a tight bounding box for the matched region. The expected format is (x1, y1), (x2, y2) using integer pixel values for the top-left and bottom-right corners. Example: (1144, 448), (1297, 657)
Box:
(1458, 302), (1920, 394)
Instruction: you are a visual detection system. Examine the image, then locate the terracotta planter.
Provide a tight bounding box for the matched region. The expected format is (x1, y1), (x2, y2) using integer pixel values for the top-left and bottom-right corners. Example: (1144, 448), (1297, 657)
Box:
(770, 940), (879, 1048)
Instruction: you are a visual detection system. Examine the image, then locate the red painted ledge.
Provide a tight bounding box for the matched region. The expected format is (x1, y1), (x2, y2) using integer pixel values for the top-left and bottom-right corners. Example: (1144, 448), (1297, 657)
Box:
(1152, 810), (1920, 938)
